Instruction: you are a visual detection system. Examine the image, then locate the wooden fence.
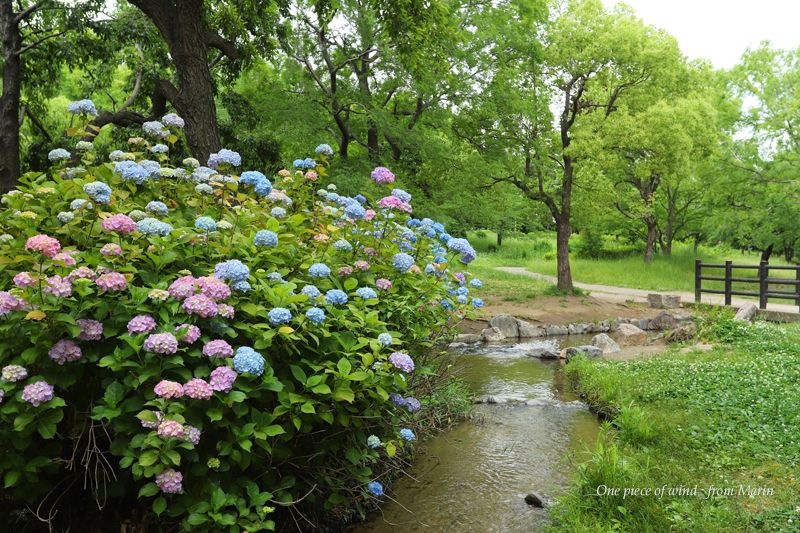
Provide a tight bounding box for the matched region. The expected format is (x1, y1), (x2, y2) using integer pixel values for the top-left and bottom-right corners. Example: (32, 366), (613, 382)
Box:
(695, 260), (800, 311)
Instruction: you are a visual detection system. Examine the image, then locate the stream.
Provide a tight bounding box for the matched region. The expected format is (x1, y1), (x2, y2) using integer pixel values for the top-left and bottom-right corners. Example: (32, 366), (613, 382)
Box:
(350, 338), (601, 533)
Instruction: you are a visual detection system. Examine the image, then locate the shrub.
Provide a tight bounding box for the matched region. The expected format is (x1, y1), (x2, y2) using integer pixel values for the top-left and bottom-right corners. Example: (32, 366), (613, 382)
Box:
(0, 109), (482, 530)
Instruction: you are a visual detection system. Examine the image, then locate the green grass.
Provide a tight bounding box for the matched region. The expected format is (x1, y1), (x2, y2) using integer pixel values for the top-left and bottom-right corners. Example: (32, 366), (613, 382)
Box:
(549, 314), (800, 532)
(467, 260), (559, 303)
(469, 230), (795, 294)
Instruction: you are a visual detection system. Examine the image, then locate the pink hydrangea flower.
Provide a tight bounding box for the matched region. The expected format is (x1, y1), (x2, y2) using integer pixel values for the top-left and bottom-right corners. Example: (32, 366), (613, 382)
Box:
(196, 276), (231, 301)
(48, 339), (82, 364)
(21, 380), (54, 406)
(25, 234), (61, 257)
(177, 324), (201, 344)
(354, 260), (370, 271)
(13, 271), (35, 288)
(338, 266), (354, 276)
(157, 419), (185, 438)
(100, 243), (123, 257)
(102, 214), (136, 234)
(313, 233), (330, 242)
(305, 171), (318, 181)
(0, 291), (26, 315)
(182, 294), (217, 318)
(96, 272), (127, 292)
(43, 275), (72, 297)
(155, 469), (183, 494)
(127, 314), (157, 334)
(409, 264), (422, 274)
(217, 304), (235, 319)
(182, 378), (213, 400)
(378, 195), (412, 213)
(364, 209), (376, 221)
(154, 380), (183, 398)
(139, 410), (163, 429)
(209, 366), (237, 392)
(363, 247), (377, 257)
(67, 266), (96, 281)
(77, 319), (103, 341)
(376, 278), (393, 291)
(53, 251), (78, 266)
(371, 166), (395, 184)
(203, 339), (233, 358)
(168, 275), (196, 300)
(144, 332), (178, 354)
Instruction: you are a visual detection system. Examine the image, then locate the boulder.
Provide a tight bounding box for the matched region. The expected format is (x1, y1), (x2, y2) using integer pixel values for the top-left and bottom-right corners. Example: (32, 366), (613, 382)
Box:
(524, 492), (545, 507)
(662, 295), (681, 309)
(649, 311), (679, 331)
(647, 293), (663, 308)
(591, 333), (621, 354)
(545, 325), (569, 336)
(665, 323), (697, 343)
(490, 314), (519, 338)
(599, 320), (611, 332)
(616, 323), (647, 346)
(733, 303), (758, 322)
(448, 342), (467, 349)
(480, 327), (505, 343)
(517, 319), (544, 338)
(565, 345), (603, 361)
(528, 346), (560, 359)
(455, 333), (482, 344)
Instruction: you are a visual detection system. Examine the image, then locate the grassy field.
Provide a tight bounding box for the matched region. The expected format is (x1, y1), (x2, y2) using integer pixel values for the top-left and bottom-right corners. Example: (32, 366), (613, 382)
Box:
(469, 231), (796, 295)
(549, 313), (800, 531)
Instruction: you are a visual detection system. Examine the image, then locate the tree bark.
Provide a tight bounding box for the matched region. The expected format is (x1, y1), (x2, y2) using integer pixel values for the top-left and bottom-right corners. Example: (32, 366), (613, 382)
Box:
(760, 244), (774, 263)
(0, 1), (22, 193)
(644, 216), (658, 263)
(555, 214), (573, 292)
(496, 231), (503, 247)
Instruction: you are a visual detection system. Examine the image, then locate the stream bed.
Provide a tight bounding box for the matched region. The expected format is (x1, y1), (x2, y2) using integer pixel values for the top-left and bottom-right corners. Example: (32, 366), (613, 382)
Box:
(350, 339), (602, 533)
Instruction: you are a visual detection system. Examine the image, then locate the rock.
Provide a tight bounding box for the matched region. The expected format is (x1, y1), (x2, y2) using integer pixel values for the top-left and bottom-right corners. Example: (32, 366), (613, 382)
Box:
(649, 311), (679, 331)
(662, 295), (681, 308)
(647, 293), (663, 308)
(545, 325), (569, 336)
(490, 314), (519, 338)
(665, 323), (697, 343)
(616, 323), (647, 346)
(591, 333), (621, 354)
(636, 318), (652, 331)
(733, 303), (758, 322)
(567, 323), (577, 335)
(455, 333), (482, 344)
(517, 319), (544, 338)
(528, 347), (560, 359)
(481, 327), (505, 342)
(448, 342), (467, 349)
(486, 396), (498, 404)
(564, 345), (603, 361)
(524, 492), (544, 507)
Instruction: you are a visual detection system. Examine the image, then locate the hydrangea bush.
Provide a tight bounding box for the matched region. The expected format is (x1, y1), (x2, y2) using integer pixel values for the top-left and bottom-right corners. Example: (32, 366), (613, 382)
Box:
(0, 109), (481, 530)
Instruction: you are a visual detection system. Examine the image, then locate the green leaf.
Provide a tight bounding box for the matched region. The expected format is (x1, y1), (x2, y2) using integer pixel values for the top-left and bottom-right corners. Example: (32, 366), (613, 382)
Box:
(344, 278), (358, 291)
(4, 471), (20, 488)
(310, 383), (331, 394)
(300, 402), (316, 414)
(337, 357), (351, 376)
(289, 365), (307, 384)
(228, 391), (247, 403)
(138, 482), (159, 498)
(186, 513), (209, 526)
(153, 496), (167, 516)
(332, 386), (355, 403)
(346, 371), (369, 381)
(263, 425), (285, 437)
(138, 450), (160, 467)
(207, 409), (223, 422)
(386, 443), (397, 457)
(103, 381), (125, 407)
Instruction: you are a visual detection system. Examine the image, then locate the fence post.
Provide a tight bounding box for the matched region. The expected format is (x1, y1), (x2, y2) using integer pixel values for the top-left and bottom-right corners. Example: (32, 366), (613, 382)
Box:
(724, 260), (732, 306)
(758, 261), (768, 310)
(695, 259), (702, 304)
(796, 265), (800, 311)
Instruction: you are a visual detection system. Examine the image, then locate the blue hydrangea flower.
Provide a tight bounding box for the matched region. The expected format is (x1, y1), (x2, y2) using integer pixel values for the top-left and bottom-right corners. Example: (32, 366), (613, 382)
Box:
(70, 199), (91, 210)
(472, 298), (484, 309)
(162, 113), (185, 128)
(117, 162), (149, 184)
(136, 217), (173, 236)
(470, 279), (483, 288)
(232, 280), (251, 292)
(150, 143), (169, 154)
(293, 158), (316, 169)
(57, 211), (74, 224)
(145, 201), (169, 216)
(377, 333), (393, 347)
(195, 216), (217, 232)
(301, 285), (321, 299)
(391, 189), (412, 202)
(393, 253), (414, 272)
(109, 150), (126, 162)
(367, 435), (381, 448)
(389, 393), (407, 408)
(48, 148), (71, 161)
(240, 171), (266, 185)
(399, 428), (416, 442)
(325, 289), (348, 306)
(367, 481), (384, 497)
(271, 207), (287, 218)
(254, 178), (273, 197)
(142, 120), (168, 137)
(355, 194), (367, 204)
(447, 237), (477, 264)
(344, 203), (366, 220)
(308, 263), (331, 278)
(268, 307), (292, 325)
(208, 148), (241, 168)
(424, 264), (436, 275)
(332, 239), (353, 252)
(214, 259), (250, 282)
(355, 287), (378, 300)
(404, 397), (421, 413)
(254, 230), (279, 247)
(67, 99), (98, 116)
(305, 307), (326, 323)
(441, 299), (454, 310)
(195, 183), (213, 194)
(456, 295), (468, 304)
(77, 142), (94, 153)
(455, 287), (469, 296)
(267, 272), (284, 282)
(83, 181), (112, 203)
(315, 144), (334, 156)
(232, 347), (265, 376)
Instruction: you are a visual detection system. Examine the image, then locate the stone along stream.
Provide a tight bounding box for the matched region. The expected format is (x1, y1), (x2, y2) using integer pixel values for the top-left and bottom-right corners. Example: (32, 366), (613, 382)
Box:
(351, 339), (601, 533)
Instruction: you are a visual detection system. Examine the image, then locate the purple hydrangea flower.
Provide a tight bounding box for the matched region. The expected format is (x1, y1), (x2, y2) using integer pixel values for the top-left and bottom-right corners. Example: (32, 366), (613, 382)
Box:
(209, 366), (237, 392)
(203, 339), (234, 358)
(155, 469), (183, 494)
(21, 381), (54, 406)
(154, 380), (184, 399)
(144, 333), (179, 354)
(127, 314), (157, 334)
(182, 294), (218, 318)
(389, 352), (415, 373)
(48, 339), (82, 365)
(1, 364), (28, 382)
(182, 378), (213, 400)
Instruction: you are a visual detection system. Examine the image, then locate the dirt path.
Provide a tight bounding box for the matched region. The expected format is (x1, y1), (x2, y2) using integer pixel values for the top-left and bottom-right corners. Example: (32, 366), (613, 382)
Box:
(495, 266), (800, 314)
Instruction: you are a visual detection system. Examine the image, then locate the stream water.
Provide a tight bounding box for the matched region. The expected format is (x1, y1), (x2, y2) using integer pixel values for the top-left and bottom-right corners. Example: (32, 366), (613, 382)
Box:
(350, 339), (601, 533)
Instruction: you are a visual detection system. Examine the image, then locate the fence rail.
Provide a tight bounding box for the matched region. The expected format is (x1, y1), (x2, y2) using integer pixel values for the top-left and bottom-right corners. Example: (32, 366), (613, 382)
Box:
(695, 260), (800, 311)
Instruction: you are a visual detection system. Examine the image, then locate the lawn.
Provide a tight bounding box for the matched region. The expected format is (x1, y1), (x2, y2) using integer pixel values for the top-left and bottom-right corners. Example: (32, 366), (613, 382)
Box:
(550, 314), (800, 531)
(469, 230), (795, 294)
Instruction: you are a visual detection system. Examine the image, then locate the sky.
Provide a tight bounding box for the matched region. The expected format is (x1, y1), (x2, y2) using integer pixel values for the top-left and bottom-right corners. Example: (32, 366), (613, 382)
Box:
(602, 0), (800, 68)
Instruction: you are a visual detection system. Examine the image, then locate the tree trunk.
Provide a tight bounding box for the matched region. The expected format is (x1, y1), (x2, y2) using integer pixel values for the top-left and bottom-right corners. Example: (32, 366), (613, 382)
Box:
(496, 231), (503, 247)
(0, 1), (22, 193)
(644, 217), (657, 263)
(555, 215), (573, 292)
(760, 244), (774, 263)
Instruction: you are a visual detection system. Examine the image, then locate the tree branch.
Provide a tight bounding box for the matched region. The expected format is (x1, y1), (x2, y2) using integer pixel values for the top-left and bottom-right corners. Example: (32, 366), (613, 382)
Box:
(204, 31), (239, 60)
